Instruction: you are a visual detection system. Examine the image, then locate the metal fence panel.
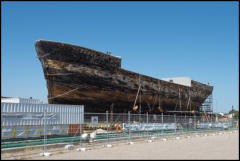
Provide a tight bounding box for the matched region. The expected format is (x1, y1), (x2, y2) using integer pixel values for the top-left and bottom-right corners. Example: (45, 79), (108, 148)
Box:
(1, 110), (238, 160)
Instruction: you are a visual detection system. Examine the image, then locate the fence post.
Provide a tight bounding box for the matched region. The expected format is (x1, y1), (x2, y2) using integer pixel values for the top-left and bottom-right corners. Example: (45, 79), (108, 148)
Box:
(106, 111), (110, 146)
(194, 114), (196, 130)
(139, 110), (141, 123)
(128, 111), (131, 143)
(41, 107), (47, 156)
(185, 114), (187, 133)
(181, 115), (184, 134)
(77, 110), (86, 151)
(174, 114), (176, 133)
(45, 108), (47, 154)
(146, 112), (149, 139)
(80, 111), (82, 148)
(161, 113), (163, 136)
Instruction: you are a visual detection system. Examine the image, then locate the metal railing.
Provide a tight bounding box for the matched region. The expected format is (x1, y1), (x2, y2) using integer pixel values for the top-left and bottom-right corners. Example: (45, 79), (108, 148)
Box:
(1, 111), (239, 159)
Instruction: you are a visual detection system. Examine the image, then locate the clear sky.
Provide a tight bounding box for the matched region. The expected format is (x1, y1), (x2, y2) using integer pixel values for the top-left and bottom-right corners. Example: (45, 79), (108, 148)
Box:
(1, 1), (239, 113)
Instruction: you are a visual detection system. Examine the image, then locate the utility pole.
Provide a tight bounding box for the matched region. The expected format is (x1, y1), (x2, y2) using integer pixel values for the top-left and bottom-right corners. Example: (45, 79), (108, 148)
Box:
(139, 75), (141, 115)
(232, 105), (234, 128)
(232, 105), (234, 118)
(139, 75), (141, 122)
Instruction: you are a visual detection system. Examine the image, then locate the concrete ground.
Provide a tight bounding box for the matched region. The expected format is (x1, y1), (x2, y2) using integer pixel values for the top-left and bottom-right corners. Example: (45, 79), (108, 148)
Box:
(8, 130), (239, 160)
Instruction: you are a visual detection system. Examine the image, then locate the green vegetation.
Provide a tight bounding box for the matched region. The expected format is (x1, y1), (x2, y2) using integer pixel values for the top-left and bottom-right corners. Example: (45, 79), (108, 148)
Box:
(229, 110), (239, 118)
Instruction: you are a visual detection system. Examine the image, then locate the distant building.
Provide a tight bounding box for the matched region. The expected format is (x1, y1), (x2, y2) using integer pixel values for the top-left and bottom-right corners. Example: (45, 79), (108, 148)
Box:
(218, 112), (224, 116)
(226, 113), (233, 119)
(1, 96), (41, 104)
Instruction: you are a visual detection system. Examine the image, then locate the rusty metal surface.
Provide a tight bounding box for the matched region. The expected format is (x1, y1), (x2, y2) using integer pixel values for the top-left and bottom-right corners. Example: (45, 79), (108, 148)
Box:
(35, 40), (213, 114)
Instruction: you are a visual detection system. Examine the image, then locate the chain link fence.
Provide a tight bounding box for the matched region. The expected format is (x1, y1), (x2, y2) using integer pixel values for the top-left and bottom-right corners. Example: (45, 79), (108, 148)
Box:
(1, 111), (239, 159)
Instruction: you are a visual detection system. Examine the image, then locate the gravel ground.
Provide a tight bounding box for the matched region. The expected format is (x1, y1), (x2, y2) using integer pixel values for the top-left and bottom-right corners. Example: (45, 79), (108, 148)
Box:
(18, 130), (240, 160)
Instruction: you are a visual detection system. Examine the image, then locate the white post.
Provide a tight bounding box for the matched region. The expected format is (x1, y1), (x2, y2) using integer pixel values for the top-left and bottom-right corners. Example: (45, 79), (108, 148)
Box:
(128, 111), (130, 142)
(79, 111), (83, 149)
(128, 111), (134, 144)
(44, 108), (47, 154)
(147, 112), (149, 138)
(174, 114), (176, 133)
(194, 114), (196, 130)
(185, 114), (187, 133)
(161, 113), (164, 136)
(182, 115), (184, 134)
(77, 110), (86, 151)
(80, 111), (82, 148)
(40, 107), (51, 156)
(106, 111), (109, 144)
(106, 111), (111, 147)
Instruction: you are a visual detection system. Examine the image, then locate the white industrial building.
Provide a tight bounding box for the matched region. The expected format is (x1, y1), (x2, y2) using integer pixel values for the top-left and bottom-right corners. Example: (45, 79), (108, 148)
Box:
(1, 97), (41, 104)
(161, 77), (192, 87)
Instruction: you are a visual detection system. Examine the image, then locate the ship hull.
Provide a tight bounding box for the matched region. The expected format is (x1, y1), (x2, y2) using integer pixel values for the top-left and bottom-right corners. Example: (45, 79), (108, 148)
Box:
(35, 40), (213, 114)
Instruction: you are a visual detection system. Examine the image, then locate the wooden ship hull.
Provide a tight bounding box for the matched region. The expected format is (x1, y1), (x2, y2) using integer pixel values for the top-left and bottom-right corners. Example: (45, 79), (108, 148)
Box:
(35, 40), (213, 114)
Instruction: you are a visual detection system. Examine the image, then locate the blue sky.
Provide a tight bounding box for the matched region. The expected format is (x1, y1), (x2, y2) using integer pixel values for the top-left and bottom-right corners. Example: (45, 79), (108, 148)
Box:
(1, 2), (239, 113)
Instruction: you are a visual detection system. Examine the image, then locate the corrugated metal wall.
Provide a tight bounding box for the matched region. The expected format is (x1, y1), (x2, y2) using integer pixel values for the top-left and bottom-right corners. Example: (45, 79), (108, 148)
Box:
(1, 98), (40, 104)
(19, 98), (40, 104)
(1, 103), (84, 126)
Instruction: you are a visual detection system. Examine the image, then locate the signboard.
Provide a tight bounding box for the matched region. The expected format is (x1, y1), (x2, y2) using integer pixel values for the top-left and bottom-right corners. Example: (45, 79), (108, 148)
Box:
(196, 122), (231, 129)
(122, 123), (176, 131)
(189, 118), (192, 123)
(91, 116), (98, 126)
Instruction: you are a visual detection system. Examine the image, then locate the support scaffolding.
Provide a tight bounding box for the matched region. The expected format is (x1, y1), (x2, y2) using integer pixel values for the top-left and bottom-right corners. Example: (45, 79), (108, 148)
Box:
(200, 94), (213, 114)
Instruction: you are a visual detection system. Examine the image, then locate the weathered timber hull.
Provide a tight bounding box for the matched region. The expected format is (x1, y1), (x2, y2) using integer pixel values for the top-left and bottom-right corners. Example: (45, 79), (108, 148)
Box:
(35, 40), (213, 114)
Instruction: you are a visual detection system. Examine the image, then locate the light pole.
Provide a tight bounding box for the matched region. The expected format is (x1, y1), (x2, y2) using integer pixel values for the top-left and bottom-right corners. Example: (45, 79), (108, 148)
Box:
(232, 106), (234, 128)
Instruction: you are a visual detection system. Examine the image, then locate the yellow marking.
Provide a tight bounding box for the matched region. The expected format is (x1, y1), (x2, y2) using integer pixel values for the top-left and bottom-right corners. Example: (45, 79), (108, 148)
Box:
(157, 106), (163, 112)
(61, 125), (64, 135)
(13, 125), (16, 138)
(26, 126), (29, 138)
(40, 125), (42, 137)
